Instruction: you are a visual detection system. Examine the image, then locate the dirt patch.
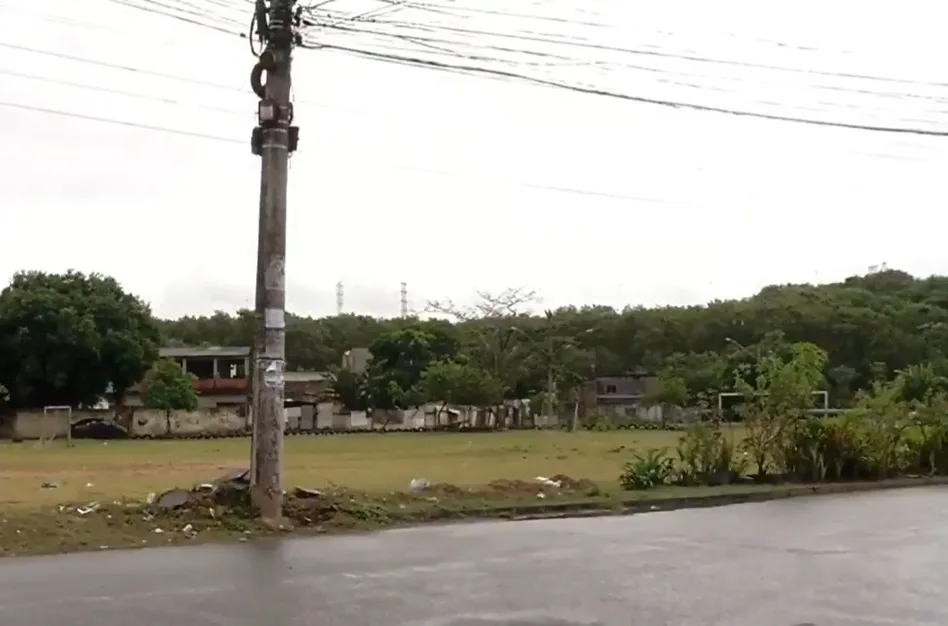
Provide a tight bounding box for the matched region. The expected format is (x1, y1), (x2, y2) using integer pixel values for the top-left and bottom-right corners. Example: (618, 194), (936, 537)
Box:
(549, 474), (601, 494)
(484, 479), (539, 494)
(428, 483), (466, 496)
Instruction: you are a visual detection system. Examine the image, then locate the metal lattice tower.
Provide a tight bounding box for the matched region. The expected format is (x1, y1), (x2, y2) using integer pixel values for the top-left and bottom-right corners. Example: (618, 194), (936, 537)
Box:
(336, 282), (344, 315)
(400, 282), (408, 317)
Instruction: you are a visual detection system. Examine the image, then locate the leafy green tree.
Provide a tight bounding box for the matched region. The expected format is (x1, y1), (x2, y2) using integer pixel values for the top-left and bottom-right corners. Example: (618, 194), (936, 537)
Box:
(363, 327), (455, 412)
(895, 363), (948, 404)
(141, 358), (198, 434)
(734, 342), (828, 475)
(428, 289), (538, 402)
(0, 270), (160, 408)
(420, 360), (503, 425)
(153, 267), (948, 408)
(659, 352), (729, 400)
(327, 366), (368, 412)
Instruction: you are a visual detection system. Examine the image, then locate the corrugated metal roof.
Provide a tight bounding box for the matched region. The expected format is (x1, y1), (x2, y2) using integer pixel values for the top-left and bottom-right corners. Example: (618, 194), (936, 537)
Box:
(160, 346), (251, 358)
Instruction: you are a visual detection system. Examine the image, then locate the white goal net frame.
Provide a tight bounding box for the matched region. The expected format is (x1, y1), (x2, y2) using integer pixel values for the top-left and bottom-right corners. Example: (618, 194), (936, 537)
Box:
(39, 405), (73, 447)
(717, 391), (829, 414)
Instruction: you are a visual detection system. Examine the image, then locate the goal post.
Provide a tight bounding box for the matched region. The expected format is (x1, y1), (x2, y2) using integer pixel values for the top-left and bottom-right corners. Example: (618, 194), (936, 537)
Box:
(717, 391), (829, 414)
(40, 406), (73, 447)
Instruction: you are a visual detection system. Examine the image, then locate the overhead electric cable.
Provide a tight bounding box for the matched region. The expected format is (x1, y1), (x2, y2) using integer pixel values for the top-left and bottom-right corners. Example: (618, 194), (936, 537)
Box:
(302, 42), (948, 136)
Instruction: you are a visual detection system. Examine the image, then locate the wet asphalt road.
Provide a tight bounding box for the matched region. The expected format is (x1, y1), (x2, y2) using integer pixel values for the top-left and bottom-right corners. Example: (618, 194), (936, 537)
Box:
(0, 487), (946, 626)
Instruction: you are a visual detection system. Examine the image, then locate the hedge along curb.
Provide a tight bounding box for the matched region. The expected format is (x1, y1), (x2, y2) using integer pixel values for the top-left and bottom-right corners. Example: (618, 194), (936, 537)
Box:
(445, 476), (948, 524)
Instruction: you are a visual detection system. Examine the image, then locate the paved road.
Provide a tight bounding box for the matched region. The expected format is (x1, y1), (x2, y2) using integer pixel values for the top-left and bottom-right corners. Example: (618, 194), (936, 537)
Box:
(1, 487), (946, 626)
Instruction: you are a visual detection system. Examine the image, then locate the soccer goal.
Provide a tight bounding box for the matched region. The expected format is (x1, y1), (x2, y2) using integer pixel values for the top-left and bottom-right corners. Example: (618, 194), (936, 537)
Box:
(717, 391), (829, 414)
(39, 406), (73, 447)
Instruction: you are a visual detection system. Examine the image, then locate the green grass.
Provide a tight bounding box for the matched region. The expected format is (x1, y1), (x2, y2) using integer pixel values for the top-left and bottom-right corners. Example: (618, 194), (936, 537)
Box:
(0, 429), (703, 507)
(0, 428), (942, 558)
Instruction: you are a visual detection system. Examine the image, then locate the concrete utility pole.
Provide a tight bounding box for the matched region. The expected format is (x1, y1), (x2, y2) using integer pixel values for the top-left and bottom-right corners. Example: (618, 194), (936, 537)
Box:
(249, 0), (299, 525)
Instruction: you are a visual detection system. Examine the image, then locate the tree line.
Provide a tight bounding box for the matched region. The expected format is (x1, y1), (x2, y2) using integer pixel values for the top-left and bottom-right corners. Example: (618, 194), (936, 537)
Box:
(2, 268), (948, 413)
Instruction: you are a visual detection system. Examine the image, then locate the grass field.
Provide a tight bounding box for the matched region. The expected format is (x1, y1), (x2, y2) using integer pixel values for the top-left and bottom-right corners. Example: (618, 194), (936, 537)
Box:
(0, 428), (941, 558)
(0, 430), (700, 507)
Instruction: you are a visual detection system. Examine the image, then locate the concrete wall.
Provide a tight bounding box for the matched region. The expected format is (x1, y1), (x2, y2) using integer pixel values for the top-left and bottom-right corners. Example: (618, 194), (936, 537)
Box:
(124, 394), (247, 410)
(3, 401), (543, 439)
(8, 407), (248, 439)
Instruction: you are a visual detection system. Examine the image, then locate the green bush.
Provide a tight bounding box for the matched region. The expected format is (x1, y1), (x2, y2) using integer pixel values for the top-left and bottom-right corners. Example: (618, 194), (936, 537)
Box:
(619, 448), (677, 490)
(676, 422), (747, 485)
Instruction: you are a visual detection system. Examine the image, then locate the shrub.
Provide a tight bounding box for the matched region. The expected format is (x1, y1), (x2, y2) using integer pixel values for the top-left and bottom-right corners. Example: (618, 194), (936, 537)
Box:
(676, 422), (747, 485)
(619, 448), (677, 490)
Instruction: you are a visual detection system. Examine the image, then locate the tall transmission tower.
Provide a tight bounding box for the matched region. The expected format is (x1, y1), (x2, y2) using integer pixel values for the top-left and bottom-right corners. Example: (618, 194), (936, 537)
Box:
(336, 281), (344, 315)
(400, 282), (408, 317)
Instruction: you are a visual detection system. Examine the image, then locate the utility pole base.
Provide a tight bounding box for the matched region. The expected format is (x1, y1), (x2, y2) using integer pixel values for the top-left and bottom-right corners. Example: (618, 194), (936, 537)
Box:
(250, 485), (284, 528)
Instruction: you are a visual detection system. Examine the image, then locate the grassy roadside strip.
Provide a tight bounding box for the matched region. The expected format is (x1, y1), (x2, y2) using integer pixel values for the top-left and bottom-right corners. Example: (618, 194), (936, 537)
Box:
(1, 476), (946, 558)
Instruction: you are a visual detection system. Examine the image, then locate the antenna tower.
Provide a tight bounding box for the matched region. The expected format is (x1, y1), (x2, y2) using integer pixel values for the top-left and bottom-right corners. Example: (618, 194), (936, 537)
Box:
(400, 282), (408, 317)
(336, 282), (344, 315)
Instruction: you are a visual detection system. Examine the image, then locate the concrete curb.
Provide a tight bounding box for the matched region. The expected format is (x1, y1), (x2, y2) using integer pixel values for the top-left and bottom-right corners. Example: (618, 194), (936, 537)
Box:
(461, 476), (948, 523)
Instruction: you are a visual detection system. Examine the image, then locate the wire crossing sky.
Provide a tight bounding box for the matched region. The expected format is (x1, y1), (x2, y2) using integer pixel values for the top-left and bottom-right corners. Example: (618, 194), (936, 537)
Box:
(0, 0), (944, 318)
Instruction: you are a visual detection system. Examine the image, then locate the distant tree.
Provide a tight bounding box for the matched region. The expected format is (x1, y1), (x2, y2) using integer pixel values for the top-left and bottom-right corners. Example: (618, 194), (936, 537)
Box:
(427, 288), (538, 401)
(141, 359), (198, 434)
(420, 360), (503, 425)
(895, 363), (948, 404)
(363, 327), (453, 412)
(0, 270), (160, 408)
(641, 375), (689, 424)
(152, 267), (948, 404)
(659, 352), (729, 401)
(327, 366), (369, 412)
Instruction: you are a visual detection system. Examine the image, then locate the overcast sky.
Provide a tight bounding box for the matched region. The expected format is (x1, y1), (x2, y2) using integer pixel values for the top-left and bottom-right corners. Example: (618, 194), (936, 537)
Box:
(0, 0), (944, 319)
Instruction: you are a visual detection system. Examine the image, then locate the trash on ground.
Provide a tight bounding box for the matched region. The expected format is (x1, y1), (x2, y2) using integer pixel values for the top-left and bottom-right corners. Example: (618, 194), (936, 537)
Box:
(155, 489), (190, 510)
(293, 487), (322, 499)
(76, 502), (100, 516)
(409, 478), (430, 492)
(41, 480), (59, 489)
(535, 476), (561, 488)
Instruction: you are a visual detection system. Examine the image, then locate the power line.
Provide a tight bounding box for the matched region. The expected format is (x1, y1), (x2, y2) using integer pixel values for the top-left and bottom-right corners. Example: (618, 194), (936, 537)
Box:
(318, 21), (947, 109)
(0, 100), (685, 202)
(343, 15), (948, 90)
(19, 2), (942, 135)
(0, 40), (371, 114)
(0, 101), (244, 142)
(0, 42), (249, 93)
(0, 68), (247, 116)
(304, 42), (948, 136)
(101, 0), (246, 36)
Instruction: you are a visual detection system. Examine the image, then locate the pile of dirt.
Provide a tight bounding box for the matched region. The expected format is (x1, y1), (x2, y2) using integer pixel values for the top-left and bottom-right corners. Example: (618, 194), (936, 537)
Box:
(428, 483), (466, 496)
(479, 475), (600, 496)
(549, 474), (601, 494)
(146, 468), (603, 532)
(484, 479), (539, 494)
